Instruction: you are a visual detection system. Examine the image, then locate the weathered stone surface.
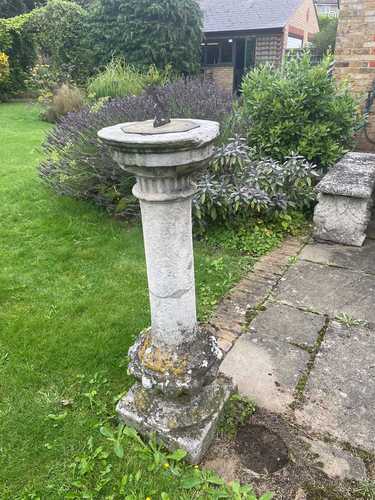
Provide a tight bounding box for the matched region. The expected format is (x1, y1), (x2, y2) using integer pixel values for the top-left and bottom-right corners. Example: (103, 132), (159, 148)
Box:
(220, 304), (324, 413)
(277, 260), (375, 322)
(304, 438), (367, 481)
(98, 119), (219, 171)
(210, 237), (306, 354)
(313, 152), (375, 246)
(300, 239), (375, 276)
(100, 118), (230, 463)
(296, 321), (375, 453)
(128, 327), (223, 397)
(368, 214), (375, 240)
(316, 153), (375, 199)
(313, 192), (372, 247)
(117, 375), (234, 464)
(249, 302), (325, 348)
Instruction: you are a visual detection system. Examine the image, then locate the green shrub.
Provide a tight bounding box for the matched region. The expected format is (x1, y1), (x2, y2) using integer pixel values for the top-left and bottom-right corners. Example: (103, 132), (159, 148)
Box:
(86, 0), (202, 74)
(313, 15), (338, 54)
(29, 0), (91, 83)
(194, 136), (317, 233)
(0, 13), (37, 99)
(241, 54), (360, 168)
(0, 0), (45, 18)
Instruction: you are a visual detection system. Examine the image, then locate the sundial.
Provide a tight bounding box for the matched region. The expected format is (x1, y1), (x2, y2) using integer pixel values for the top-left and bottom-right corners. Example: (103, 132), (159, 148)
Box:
(121, 119), (200, 136)
(120, 86), (200, 136)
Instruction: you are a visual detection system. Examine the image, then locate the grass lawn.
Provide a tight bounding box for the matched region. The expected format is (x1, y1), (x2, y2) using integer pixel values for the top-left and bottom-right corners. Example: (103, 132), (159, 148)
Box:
(0, 103), (288, 499)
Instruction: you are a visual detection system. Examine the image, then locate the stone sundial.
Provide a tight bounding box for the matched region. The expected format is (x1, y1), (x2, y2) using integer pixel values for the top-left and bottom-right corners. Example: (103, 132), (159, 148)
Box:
(98, 115), (233, 463)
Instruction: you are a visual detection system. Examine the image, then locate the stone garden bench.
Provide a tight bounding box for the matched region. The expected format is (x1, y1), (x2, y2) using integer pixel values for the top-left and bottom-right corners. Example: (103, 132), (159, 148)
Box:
(313, 152), (375, 247)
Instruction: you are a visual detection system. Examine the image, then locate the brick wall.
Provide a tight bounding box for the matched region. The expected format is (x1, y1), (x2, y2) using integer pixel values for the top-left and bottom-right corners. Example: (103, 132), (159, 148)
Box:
(255, 34), (284, 66)
(204, 66), (233, 93)
(335, 0), (375, 151)
(285, 0), (320, 47)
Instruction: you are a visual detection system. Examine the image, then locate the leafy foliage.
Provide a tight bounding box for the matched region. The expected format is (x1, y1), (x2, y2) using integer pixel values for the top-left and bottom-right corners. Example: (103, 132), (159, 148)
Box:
(193, 136), (318, 232)
(241, 54), (360, 168)
(0, 0), (46, 18)
(0, 13), (37, 98)
(86, 0), (202, 74)
(40, 78), (232, 215)
(313, 15), (338, 54)
(28, 0), (91, 83)
(219, 394), (256, 439)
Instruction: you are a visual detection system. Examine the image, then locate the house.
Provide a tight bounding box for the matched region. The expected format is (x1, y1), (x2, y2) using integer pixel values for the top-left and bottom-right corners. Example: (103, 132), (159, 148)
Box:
(315, 0), (340, 17)
(199, 0), (320, 92)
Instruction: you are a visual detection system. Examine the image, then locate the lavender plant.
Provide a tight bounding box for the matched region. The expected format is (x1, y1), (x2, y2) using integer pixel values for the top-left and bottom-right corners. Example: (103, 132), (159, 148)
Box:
(40, 78), (232, 215)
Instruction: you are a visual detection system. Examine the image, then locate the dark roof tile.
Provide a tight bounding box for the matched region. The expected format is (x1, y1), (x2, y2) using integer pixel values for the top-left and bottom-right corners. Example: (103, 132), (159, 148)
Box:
(198, 0), (304, 33)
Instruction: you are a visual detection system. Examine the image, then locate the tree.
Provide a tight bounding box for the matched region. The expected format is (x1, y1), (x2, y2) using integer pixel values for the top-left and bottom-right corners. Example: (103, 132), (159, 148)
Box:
(313, 15), (338, 54)
(0, 0), (46, 18)
(87, 0), (202, 74)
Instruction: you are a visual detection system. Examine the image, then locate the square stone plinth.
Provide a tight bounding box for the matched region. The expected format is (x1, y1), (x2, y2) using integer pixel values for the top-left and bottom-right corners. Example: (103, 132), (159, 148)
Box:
(220, 303), (325, 413)
(296, 321), (375, 453)
(117, 375), (233, 464)
(276, 260), (375, 323)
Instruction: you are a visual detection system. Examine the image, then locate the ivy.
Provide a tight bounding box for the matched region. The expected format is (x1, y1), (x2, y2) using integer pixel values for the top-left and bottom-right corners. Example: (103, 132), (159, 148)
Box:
(0, 13), (37, 98)
(86, 0), (202, 74)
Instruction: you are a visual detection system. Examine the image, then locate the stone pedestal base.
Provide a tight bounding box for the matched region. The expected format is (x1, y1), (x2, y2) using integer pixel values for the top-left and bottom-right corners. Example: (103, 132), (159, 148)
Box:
(117, 374), (234, 464)
(313, 152), (375, 247)
(313, 193), (373, 247)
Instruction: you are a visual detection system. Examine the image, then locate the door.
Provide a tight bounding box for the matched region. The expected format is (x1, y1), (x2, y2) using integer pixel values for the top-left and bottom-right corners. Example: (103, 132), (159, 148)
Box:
(234, 37), (256, 93)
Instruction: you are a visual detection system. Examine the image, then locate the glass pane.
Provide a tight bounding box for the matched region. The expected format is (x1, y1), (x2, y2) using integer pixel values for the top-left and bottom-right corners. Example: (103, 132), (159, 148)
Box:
(287, 36), (303, 49)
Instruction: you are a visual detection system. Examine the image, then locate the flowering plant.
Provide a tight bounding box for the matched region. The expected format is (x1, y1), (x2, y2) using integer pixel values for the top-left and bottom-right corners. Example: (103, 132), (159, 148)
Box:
(0, 52), (10, 84)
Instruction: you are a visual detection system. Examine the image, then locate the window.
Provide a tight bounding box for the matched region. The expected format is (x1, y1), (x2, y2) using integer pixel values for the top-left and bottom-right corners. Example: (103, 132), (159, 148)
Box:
(205, 43), (219, 65)
(287, 36), (303, 49)
(203, 39), (233, 65)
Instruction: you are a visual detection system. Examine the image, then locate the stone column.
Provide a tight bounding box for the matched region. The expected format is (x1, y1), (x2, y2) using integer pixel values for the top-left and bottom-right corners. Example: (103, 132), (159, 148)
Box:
(135, 176), (197, 347)
(98, 119), (233, 463)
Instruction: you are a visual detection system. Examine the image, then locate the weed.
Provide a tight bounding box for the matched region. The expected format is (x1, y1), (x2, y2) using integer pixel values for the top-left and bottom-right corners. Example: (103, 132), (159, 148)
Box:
(335, 313), (368, 328)
(218, 393), (257, 439)
(356, 481), (375, 499)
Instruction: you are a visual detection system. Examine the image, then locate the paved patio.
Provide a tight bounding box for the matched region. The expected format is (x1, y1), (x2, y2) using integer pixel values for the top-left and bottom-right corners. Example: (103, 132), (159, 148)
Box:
(214, 223), (375, 489)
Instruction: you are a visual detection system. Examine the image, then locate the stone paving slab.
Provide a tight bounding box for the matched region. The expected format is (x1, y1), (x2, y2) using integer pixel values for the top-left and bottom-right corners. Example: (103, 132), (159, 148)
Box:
(220, 303), (325, 413)
(276, 260), (375, 322)
(296, 321), (375, 453)
(300, 239), (375, 275)
(304, 437), (367, 481)
(211, 237), (305, 353)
